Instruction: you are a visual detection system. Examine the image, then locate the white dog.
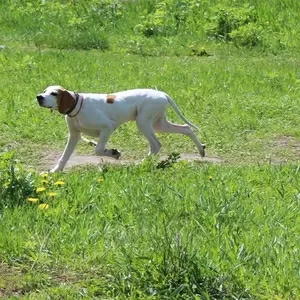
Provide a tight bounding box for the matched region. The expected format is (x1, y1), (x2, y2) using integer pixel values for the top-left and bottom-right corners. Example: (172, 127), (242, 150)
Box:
(37, 86), (205, 172)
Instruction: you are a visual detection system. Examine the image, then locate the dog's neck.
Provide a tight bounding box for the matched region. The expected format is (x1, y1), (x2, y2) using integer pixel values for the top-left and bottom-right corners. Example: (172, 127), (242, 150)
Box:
(66, 92), (83, 118)
(62, 92), (77, 114)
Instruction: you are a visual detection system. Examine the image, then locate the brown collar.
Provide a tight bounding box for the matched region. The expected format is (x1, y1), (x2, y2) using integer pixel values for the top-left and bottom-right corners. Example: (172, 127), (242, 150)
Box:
(67, 93), (83, 118)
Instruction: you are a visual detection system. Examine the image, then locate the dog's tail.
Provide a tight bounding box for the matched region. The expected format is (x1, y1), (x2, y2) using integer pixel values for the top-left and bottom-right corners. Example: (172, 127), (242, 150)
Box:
(165, 94), (200, 131)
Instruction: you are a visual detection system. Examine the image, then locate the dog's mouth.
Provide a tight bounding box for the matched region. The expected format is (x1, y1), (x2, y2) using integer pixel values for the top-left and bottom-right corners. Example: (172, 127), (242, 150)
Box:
(38, 102), (52, 109)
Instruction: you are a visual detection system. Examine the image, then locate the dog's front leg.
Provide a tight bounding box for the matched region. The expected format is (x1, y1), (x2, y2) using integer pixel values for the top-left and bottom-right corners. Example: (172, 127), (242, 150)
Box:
(95, 123), (121, 159)
(50, 131), (81, 172)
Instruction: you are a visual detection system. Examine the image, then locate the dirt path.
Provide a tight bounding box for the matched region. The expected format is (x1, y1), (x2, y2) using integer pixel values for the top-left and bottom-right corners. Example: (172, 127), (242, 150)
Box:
(37, 135), (300, 171)
(41, 151), (223, 171)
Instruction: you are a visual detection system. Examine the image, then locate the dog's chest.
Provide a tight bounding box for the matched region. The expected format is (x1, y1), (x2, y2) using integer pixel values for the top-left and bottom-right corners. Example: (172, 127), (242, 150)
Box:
(73, 119), (101, 138)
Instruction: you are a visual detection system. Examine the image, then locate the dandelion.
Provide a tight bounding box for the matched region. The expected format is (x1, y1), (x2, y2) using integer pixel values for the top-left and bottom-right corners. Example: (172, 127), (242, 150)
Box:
(54, 180), (65, 187)
(40, 173), (49, 180)
(36, 187), (46, 193)
(41, 179), (49, 185)
(38, 203), (49, 210)
(97, 178), (104, 183)
(48, 192), (57, 197)
(28, 197), (39, 203)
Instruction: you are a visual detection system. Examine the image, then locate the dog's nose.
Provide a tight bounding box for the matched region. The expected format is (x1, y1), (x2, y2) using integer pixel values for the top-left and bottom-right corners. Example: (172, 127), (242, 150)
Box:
(36, 95), (44, 102)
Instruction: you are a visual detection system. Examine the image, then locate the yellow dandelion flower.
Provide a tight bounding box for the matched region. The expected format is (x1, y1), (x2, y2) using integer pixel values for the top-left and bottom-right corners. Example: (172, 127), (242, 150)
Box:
(54, 180), (65, 187)
(48, 192), (57, 197)
(36, 187), (46, 193)
(41, 179), (49, 185)
(97, 178), (104, 183)
(38, 203), (49, 210)
(28, 197), (39, 203)
(40, 173), (49, 179)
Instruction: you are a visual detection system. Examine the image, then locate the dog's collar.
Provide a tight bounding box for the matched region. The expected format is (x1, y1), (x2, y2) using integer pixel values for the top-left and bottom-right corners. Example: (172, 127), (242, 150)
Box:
(66, 93), (83, 118)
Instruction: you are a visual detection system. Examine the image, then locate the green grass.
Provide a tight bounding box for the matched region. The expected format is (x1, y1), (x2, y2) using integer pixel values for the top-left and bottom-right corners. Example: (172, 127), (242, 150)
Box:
(1, 158), (300, 298)
(0, 0), (300, 299)
(0, 46), (299, 164)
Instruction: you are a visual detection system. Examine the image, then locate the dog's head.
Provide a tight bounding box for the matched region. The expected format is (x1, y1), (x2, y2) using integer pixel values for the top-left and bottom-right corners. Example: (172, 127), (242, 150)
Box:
(36, 85), (76, 114)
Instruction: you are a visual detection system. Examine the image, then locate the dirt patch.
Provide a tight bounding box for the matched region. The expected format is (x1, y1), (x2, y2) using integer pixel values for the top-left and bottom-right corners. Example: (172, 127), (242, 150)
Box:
(40, 151), (223, 171)
(0, 263), (25, 298)
(267, 135), (300, 164)
(273, 135), (300, 150)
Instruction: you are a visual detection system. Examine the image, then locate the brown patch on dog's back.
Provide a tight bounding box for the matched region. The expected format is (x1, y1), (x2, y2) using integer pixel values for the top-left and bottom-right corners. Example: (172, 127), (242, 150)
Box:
(106, 94), (116, 104)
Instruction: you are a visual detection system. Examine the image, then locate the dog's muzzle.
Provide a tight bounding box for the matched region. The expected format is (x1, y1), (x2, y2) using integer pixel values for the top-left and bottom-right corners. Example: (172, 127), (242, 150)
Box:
(36, 95), (45, 106)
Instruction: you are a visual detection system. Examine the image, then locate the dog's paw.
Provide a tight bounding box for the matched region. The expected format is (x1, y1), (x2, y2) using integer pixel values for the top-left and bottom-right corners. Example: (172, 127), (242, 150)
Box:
(111, 148), (121, 159)
(200, 144), (206, 157)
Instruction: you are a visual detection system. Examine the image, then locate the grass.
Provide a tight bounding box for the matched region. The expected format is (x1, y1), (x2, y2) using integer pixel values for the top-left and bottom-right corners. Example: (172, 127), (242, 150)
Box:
(0, 0), (300, 299)
(1, 159), (300, 298)
(0, 46), (299, 164)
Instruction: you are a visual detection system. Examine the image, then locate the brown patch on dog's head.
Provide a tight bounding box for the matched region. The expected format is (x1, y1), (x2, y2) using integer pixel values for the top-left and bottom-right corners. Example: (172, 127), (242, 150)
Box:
(57, 88), (76, 114)
(106, 94), (116, 104)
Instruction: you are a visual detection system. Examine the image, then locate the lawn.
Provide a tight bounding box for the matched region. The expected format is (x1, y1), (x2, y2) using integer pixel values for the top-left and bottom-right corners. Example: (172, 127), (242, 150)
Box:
(0, 1), (300, 299)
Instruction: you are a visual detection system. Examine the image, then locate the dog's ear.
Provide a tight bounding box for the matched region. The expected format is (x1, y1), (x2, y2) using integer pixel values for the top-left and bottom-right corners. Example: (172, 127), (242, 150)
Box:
(57, 89), (76, 114)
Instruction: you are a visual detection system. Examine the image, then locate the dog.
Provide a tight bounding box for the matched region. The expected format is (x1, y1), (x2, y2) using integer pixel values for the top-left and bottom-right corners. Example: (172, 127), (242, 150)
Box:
(36, 86), (206, 172)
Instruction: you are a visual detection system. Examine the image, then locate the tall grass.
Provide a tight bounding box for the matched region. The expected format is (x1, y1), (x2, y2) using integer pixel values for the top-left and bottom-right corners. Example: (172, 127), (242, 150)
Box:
(1, 0), (300, 53)
(1, 155), (300, 298)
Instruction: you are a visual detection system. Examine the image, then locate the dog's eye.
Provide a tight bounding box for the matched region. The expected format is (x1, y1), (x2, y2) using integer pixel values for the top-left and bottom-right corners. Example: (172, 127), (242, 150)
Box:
(51, 92), (58, 96)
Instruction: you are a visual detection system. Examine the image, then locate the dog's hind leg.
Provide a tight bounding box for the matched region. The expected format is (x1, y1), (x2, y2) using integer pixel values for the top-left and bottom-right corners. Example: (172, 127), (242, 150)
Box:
(136, 117), (162, 155)
(154, 116), (205, 157)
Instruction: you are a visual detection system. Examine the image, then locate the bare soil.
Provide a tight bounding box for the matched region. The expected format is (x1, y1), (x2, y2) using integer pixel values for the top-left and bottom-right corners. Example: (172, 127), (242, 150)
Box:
(40, 151), (224, 171)
(273, 135), (300, 152)
(37, 135), (300, 171)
